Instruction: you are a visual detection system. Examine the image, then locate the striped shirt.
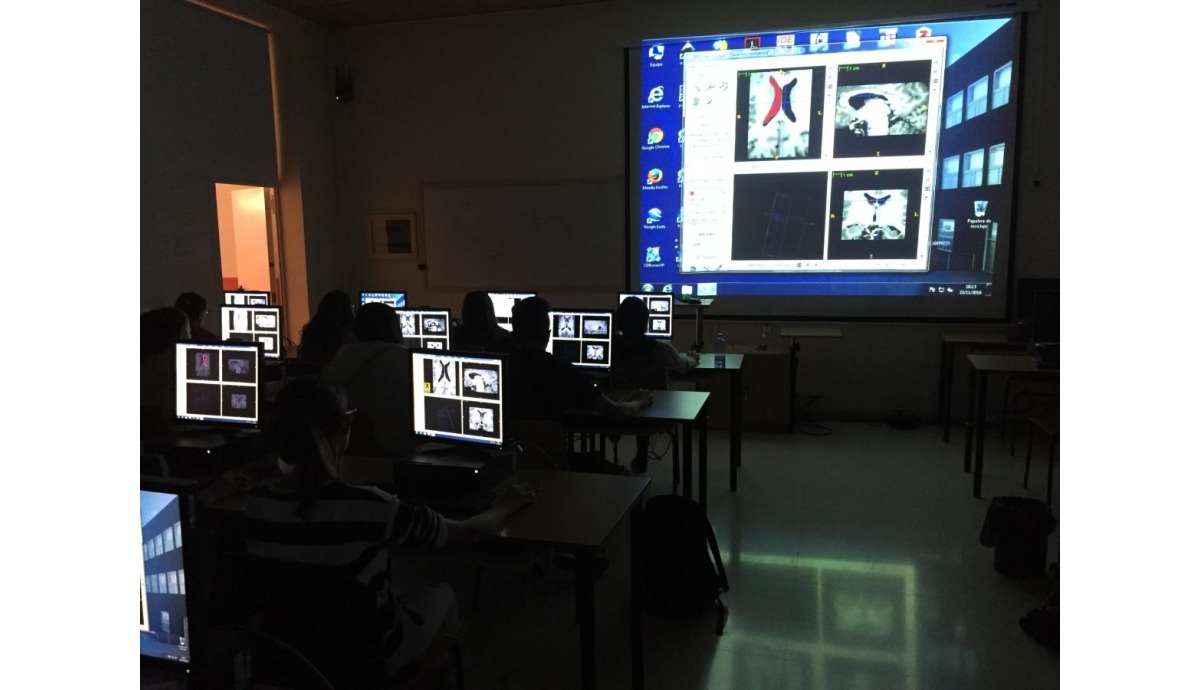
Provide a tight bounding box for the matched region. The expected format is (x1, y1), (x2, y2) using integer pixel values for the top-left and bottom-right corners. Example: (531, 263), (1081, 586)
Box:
(242, 481), (448, 672)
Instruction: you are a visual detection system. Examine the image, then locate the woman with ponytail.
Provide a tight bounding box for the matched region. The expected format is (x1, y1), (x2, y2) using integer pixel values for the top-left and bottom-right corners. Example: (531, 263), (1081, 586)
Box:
(242, 376), (535, 677)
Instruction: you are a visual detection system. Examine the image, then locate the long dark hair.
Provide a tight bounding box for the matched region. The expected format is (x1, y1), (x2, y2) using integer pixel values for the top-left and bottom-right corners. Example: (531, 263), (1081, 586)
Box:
(298, 290), (355, 363)
(264, 376), (348, 517)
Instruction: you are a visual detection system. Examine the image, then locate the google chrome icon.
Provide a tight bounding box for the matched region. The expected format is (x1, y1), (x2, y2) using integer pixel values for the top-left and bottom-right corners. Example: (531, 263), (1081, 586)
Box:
(646, 168), (663, 184)
(646, 127), (664, 145)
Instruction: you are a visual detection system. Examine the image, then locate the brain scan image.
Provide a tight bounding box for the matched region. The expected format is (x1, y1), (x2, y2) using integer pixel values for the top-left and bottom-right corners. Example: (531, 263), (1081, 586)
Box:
(746, 69), (814, 160)
(399, 314), (418, 336)
(230, 393), (248, 410)
(586, 344), (606, 361)
(424, 317), (446, 333)
(228, 358), (249, 375)
(840, 189), (908, 240)
(583, 319), (608, 336)
(557, 316), (576, 338)
(464, 368), (499, 394)
(468, 407), (494, 433)
(431, 358), (457, 396)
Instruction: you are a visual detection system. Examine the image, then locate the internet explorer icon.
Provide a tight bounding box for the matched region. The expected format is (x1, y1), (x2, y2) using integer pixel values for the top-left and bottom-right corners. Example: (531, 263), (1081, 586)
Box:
(647, 86), (664, 104)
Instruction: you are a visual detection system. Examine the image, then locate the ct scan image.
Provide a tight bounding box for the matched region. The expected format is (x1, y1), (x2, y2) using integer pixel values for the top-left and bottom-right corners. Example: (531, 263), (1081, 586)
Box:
(840, 189), (909, 240)
(746, 69), (814, 159)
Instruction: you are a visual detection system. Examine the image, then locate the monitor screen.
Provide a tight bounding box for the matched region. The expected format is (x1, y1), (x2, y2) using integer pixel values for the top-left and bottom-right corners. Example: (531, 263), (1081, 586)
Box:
(487, 291), (537, 332)
(548, 310), (613, 369)
(360, 291), (408, 308)
(219, 304), (282, 358)
(140, 481), (194, 666)
(411, 349), (506, 448)
(619, 292), (674, 338)
(222, 290), (270, 306)
(631, 13), (1024, 320)
(175, 341), (262, 426)
(395, 308), (451, 350)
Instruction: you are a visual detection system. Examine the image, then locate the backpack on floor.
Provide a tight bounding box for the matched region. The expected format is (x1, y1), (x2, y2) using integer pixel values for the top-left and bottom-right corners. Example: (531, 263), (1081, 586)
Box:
(642, 494), (729, 632)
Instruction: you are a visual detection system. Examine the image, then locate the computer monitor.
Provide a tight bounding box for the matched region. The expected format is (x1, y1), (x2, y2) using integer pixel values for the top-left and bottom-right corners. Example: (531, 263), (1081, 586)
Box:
(141, 477), (199, 670)
(547, 309), (613, 369)
(395, 308), (451, 350)
(222, 290), (270, 306)
(411, 349), (506, 448)
(175, 341), (262, 427)
(487, 291), (537, 332)
(360, 291), (407, 308)
(219, 304), (282, 358)
(619, 293), (674, 339)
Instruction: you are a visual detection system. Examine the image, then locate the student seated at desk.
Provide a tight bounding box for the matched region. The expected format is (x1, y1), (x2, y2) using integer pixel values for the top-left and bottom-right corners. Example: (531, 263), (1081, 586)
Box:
(141, 306), (190, 439)
(614, 295), (699, 473)
(174, 291), (220, 342)
(324, 302), (413, 457)
(242, 377), (535, 679)
(297, 289), (355, 367)
(509, 297), (652, 474)
(451, 290), (517, 353)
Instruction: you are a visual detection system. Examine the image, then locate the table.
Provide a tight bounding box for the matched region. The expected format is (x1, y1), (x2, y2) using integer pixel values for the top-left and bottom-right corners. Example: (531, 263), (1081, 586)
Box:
(779, 326), (844, 428)
(565, 390), (710, 508)
(680, 354), (743, 493)
(964, 353), (1059, 499)
(939, 332), (1025, 443)
(496, 469), (651, 690)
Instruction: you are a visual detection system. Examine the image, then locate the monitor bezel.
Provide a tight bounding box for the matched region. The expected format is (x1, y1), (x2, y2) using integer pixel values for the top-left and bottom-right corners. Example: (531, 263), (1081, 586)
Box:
(140, 476), (202, 674)
(174, 340), (264, 429)
(218, 304), (283, 359)
(409, 347), (509, 451)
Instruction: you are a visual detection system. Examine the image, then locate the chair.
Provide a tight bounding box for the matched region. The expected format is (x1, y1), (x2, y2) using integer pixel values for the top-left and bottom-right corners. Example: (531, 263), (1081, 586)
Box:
(609, 360), (677, 481)
(1001, 376), (1058, 457)
(508, 418), (570, 470)
(240, 557), (465, 689)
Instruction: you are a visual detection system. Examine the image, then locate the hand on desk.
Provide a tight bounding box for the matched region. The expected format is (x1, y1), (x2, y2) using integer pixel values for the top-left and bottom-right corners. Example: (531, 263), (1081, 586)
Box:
(499, 482), (538, 511)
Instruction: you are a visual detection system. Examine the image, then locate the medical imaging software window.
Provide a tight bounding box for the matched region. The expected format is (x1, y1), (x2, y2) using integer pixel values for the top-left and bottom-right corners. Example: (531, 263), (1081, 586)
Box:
(397, 310), (451, 350)
(680, 38), (946, 274)
(221, 306), (281, 357)
(548, 312), (613, 368)
(414, 355), (503, 444)
(176, 345), (259, 422)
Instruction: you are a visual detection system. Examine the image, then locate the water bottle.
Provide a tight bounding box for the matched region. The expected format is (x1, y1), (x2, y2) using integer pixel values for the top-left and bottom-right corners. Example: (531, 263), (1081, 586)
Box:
(715, 332), (726, 369)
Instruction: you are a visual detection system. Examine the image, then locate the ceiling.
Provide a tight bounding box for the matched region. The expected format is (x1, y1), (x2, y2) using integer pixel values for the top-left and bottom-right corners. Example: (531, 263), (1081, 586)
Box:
(255, 0), (610, 28)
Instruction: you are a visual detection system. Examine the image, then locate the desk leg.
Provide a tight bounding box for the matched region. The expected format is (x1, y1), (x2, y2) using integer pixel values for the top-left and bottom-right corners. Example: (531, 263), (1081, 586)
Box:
(963, 366), (977, 473)
(788, 341), (799, 431)
(630, 500), (645, 690)
(574, 550), (597, 690)
(732, 367), (743, 476)
(682, 421), (694, 501)
(699, 407), (709, 511)
(940, 341), (953, 443)
(973, 374), (988, 499)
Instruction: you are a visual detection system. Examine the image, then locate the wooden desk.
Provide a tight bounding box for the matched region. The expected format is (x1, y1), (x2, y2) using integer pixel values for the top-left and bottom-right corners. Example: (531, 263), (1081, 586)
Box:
(565, 390), (711, 508)
(680, 354), (743, 493)
(496, 469), (651, 690)
(779, 326), (844, 428)
(939, 332), (1025, 443)
(964, 353), (1059, 499)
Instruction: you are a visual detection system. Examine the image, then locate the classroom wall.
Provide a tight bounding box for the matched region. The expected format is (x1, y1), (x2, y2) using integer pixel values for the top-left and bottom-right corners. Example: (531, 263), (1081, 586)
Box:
(324, 0), (1059, 419)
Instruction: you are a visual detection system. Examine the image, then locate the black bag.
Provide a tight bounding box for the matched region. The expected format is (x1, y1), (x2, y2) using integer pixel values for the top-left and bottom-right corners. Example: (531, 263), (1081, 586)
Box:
(642, 495), (729, 630)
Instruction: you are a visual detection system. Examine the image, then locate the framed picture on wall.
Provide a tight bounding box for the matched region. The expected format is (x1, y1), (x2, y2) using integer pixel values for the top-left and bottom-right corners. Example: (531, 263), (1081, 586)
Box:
(367, 212), (419, 261)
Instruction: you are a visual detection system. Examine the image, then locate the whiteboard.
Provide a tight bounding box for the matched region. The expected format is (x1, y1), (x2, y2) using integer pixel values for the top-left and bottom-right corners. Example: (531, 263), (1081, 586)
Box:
(421, 180), (624, 291)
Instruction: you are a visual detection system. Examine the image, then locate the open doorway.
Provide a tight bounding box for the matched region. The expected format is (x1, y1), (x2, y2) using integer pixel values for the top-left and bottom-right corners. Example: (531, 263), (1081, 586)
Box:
(214, 182), (286, 307)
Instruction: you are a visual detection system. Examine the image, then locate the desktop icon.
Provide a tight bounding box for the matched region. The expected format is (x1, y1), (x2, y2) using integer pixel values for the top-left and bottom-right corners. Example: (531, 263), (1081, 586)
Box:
(879, 28), (898, 46)
(776, 34), (795, 47)
(916, 26), (933, 38)
(647, 86), (664, 103)
(744, 37), (761, 49)
(646, 168), (663, 184)
(974, 200), (988, 217)
(680, 42), (694, 53)
(681, 284), (694, 295)
(646, 127), (664, 144)
(676, 208), (683, 226)
(648, 44), (665, 60)
(810, 32), (829, 51)
(713, 39), (728, 50)
(677, 169), (684, 185)
(646, 208), (663, 224)
(697, 283), (717, 296)
(645, 247), (661, 262)
(642, 283), (654, 292)
(844, 30), (861, 49)
(677, 129), (684, 144)
(662, 284), (673, 293)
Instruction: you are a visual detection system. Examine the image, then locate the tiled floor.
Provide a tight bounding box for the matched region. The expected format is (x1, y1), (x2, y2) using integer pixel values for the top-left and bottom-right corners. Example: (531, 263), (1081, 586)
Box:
(417, 420), (1060, 690)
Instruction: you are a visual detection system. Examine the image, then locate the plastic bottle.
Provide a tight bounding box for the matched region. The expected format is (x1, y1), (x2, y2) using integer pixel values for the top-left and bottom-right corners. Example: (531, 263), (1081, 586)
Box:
(715, 332), (726, 369)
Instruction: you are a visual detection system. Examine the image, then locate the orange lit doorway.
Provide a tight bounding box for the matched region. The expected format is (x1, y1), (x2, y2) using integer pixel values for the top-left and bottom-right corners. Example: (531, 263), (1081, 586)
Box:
(214, 183), (286, 307)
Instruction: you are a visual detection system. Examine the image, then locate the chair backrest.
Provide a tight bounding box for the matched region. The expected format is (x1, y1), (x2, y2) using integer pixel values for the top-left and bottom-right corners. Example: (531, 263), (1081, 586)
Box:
(508, 418), (569, 470)
(610, 359), (670, 391)
(243, 556), (389, 688)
